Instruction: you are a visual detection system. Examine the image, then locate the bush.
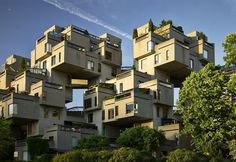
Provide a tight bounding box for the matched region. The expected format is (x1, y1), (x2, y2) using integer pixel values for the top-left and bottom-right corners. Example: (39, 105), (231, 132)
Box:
(166, 149), (197, 162)
(116, 126), (165, 153)
(109, 147), (142, 162)
(53, 149), (112, 162)
(77, 135), (109, 150)
(26, 137), (49, 160)
(32, 154), (54, 162)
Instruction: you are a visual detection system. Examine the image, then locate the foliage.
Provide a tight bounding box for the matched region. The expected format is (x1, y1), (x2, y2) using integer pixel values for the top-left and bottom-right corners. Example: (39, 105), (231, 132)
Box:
(26, 137), (49, 160)
(148, 19), (155, 32)
(159, 19), (172, 27)
(116, 126), (165, 153)
(32, 154), (54, 162)
(108, 147), (142, 162)
(176, 26), (183, 33)
(222, 33), (236, 67)
(229, 140), (236, 160)
(177, 63), (236, 157)
(77, 135), (109, 150)
(132, 28), (138, 39)
(198, 32), (207, 41)
(131, 64), (136, 70)
(166, 149), (197, 162)
(19, 58), (26, 73)
(53, 149), (112, 162)
(0, 119), (14, 160)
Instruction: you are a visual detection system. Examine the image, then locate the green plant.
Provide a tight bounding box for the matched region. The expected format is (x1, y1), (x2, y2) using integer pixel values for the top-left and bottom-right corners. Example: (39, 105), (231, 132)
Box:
(148, 19), (155, 32)
(77, 135), (109, 150)
(159, 19), (172, 27)
(116, 126), (165, 153)
(32, 154), (54, 162)
(133, 28), (138, 39)
(26, 137), (49, 160)
(229, 140), (236, 160)
(222, 33), (236, 67)
(166, 149), (197, 162)
(109, 147), (142, 162)
(19, 58), (26, 73)
(198, 32), (207, 41)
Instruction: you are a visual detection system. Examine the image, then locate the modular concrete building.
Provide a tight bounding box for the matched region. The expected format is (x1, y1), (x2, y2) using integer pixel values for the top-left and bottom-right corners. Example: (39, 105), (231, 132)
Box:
(0, 20), (215, 160)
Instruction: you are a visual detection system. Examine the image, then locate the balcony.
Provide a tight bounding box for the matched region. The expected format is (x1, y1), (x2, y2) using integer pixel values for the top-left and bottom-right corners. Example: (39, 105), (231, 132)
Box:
(102, 88), (153, 125)
(1, 93), (39, 121)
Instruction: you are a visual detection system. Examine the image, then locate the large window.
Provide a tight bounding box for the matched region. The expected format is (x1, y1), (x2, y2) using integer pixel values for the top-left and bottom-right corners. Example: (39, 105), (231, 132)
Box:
(115, 106), (118, 116)
(98, 63), (101, 72)
(105, 51), (112, 61)
(94, 96), (97, 107)
(42, 60), (47, 69)
(108, 109), (114, 119)
(119, 83), (123, 93)
(84, 98), (92, 109)
(147, 41), (154, 51)
(87, 60), (94, 71)
(166, 50), (170, 60)
(126, 104), (134, 114)
(8, 104), (17, 115)
(58, 52), (61, 62)
(88, 113), (93, 123)
(51, 55), (56, 66)
(154, 54), (160, 64)
(45, 43), (52, 53)
(203, 50), (208, 59)
(189, 59), (194, 69)
(102, 110), (105, 120)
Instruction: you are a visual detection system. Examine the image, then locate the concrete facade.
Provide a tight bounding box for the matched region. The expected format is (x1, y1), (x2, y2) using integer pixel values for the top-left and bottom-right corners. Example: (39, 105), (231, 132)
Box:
(0, 21), (215, 160)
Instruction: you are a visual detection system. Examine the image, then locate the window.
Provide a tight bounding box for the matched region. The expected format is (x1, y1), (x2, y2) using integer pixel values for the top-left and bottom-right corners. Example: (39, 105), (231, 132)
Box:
(156, 107), (160, 117)
(111, 68), (117, 76)
(44, 108), (49, 118)
(108, 109), (114, 119)
(45, 43), (52, 53)
(59, 52), (61, 62)
(88, 113), (93, 123)
(34, 93), (39, 97)
(22, 151), (29, 161)
(126, 104), (134, 114)
(105, 51), (112, 61)
(119, 83), (123, 93)
(140, 59), (147, 70)
(52, 110), (60, 120)
(102, 110), (105, 120)
(42, 61), (47, 69)
(12, 58), (17, 63)
(8, 104), (17, 115)
(134, 103), (138, 113)
(98, 63), (101, 72)
(0, 106), (4, 117)
(189, 59), (194, 69)
(203, 50), (208, 59)
(51, 55), (56, 66)
(166, 50), (170, 60)
(16, 84), (19, 93)
(115, 106), (118, 116)
(154, 54), (160, 64)
(84, 98), (92, 109)
(153, 91), (157, 99)
(94, 96), (97, 107)
(87, 60), (94, 71)
(157, 90), (161, 100)
(163, 108), (168, 118)
(147, 41), (154, 51)
(72, 136), (77, 148)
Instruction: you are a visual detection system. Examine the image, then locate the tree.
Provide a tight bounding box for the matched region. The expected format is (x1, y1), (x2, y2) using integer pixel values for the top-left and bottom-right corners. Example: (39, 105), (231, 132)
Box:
(177, 63), (236, 157)
(27, 137), (49, 160)
(132, 28), (138, 39)
(222, 33), (236, 67)
(77, 135), (109, 150)
(0, 119), (14, 160)
(229, 140), (236, 160)
(108, 147), (142, 162)
(159, 19), (172, 27)
(19, 58), (26, 73)
(116, 127), (165, 153)
(166, 149), (197, 162)
(148, 19), (155, 32)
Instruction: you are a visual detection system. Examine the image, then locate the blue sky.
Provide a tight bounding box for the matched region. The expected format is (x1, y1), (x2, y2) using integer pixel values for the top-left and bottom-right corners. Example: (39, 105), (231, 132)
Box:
(0, 0), (235, 107)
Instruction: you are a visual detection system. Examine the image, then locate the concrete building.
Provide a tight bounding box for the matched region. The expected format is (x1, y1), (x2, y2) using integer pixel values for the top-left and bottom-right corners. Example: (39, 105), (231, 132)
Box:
(0, 21), (215, 160)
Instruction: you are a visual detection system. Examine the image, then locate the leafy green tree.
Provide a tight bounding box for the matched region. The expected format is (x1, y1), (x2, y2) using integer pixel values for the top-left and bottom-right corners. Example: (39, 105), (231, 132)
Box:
(116, 126), (165, 153)
(77, 135), (109, 150)
(159, 19), (173, 27)
(27, 137), (49, 160)
(0, 119), (14, 160)
(148, 19), (154, 32)
(108, 147), (142, 162)
(132, 28), (138, 39)
(177, 63), (236, 157)
(19, 58), (26, 73)
(222, 33), (236, 67)
(229, 140), (236, 160)
(166, 149), (197, 162)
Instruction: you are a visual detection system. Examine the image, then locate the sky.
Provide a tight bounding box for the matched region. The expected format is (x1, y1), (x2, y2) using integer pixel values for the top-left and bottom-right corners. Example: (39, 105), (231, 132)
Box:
(0, 0), (236, 107)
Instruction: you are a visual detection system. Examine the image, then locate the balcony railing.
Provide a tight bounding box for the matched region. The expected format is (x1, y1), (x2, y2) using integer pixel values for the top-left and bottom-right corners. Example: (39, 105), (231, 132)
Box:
(161, 118), (177, 126)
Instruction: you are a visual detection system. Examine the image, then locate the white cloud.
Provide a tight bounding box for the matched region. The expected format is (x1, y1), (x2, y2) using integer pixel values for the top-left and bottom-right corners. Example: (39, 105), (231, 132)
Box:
(43, 0), (132, 40)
